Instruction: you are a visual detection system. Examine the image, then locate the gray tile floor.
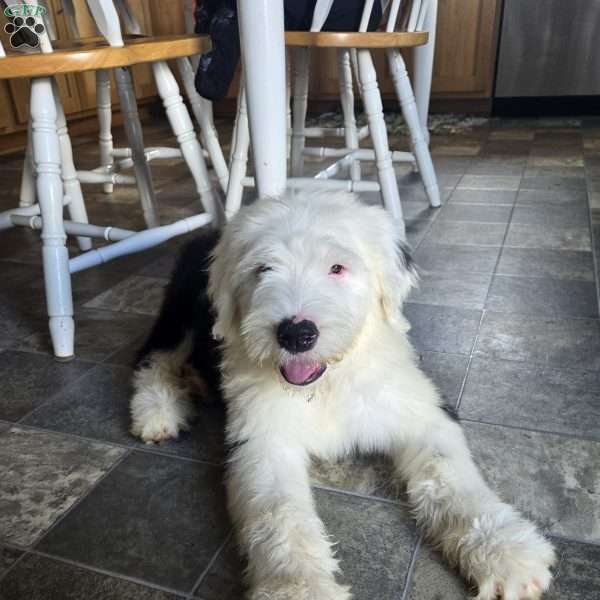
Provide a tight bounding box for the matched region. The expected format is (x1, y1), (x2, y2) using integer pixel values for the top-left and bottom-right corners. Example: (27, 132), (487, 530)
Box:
(1, 116), (600, 599)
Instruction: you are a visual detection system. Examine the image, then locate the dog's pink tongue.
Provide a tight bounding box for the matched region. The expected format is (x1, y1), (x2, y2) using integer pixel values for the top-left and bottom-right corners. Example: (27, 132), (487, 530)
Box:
(281, 359), (321, 385)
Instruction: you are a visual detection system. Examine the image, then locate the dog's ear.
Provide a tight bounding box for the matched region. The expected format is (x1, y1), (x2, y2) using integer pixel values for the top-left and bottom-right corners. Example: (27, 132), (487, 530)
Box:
(208, 230), (239, 341)
(377, 235), (419, 323)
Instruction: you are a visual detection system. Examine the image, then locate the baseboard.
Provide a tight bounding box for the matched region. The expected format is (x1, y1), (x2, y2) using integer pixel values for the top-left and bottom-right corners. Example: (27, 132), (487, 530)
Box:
(493, 96), (600, 117)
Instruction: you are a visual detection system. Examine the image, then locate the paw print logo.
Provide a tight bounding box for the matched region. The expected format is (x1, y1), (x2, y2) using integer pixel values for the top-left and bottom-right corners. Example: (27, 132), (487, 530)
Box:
(4, 16), (45, 49)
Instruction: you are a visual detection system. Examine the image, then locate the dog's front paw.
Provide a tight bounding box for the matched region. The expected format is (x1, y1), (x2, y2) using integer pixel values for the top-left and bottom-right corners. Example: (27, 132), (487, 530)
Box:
(249, 577), (351, 600)
(131, 410), (182, 444)
(130, 391), (194, 444)
(463, 507), (555, 600)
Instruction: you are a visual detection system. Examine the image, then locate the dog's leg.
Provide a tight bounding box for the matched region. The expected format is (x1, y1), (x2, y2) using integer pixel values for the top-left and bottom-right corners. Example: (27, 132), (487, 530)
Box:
(130, 231), (219, 443)
(130, 337), (197, 443)
(228, 439), (351, 600)
(393, 411), (555, 599)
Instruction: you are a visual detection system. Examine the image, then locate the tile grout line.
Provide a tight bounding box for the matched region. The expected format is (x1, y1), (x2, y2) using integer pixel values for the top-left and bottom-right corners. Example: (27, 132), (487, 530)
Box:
(0, 547), (32, 589)
(30, 449), (133, 551)
(486, 271), (598, 285)
(458, 417), (600, 445)
(409, 160), (465, 252)
(25, 548), (190, 597)
(454, 309), (486, 413)
(13, 361), (108, 428)
(547, 532), (600, 549)
(451, 351), (600, 379)
(455, 170), (523, 413)
(189, 530), (234, 596)
(9, 420), (224, 469)
(311, 483), (404, 507)
(583, 155), (600, 315)
(399, 534), (423, 600)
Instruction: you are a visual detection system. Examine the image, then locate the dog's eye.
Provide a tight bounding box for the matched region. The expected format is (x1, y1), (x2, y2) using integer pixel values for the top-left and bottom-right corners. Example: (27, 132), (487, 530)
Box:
(256, 264), (272, 275)
(329, 264), (345, 275)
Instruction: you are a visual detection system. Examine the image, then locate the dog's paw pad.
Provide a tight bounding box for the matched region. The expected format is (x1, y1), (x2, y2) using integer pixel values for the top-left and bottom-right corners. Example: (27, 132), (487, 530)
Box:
(468, 510), (555, 600)
(476, 577), (547, 600)
(474, 547), (553, 599)
(132, 415), (180, 444)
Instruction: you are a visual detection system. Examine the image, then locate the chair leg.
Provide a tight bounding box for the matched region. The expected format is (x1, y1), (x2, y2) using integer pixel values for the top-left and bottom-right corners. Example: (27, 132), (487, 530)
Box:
(356, 49), (405, 238)
(286, 50), (292, 160)
(152, 60), (219, 222)
(96, 69), (114, 194)
(176, 56), (229, 195)
(225, 84), (249, 220)
(290, 47), (310, 177)
(114, 66), (159, 229)
(413, 0), (438, 145)
(388, 49), (440, 208)
(53, 80), (92, 252)
(19, 124), (36, 208)
(31, 77), (74, 360)
(337, 48), (361, 182)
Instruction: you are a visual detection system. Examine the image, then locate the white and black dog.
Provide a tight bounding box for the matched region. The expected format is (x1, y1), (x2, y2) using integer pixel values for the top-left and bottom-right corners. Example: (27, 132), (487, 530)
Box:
(130, 192), (555, 600)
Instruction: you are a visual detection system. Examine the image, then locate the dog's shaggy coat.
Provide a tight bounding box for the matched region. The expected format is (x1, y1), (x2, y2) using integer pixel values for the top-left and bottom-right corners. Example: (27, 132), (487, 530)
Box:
(131, 193), (555, 600)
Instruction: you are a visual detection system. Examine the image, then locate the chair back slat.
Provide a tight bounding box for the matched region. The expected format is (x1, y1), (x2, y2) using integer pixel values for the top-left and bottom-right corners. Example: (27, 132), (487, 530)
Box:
(386, 0), (403, 32)
(416, 0), (430, 30)
(406, 0), (422, 31)
(385, 0), (431, 32)
(114, 0), (142, 35)
(23, 0), (54, 52)
(358, 0), (375, 32)
(85, 0), (124, 47)
(301, 0), (433, 36)
(310, 0), (334, 32)
(61, 0), (80, 38)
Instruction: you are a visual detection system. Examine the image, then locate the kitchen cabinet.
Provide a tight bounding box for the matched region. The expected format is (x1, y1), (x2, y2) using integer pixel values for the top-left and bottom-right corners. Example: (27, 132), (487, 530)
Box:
(306, 0), (502, 107)
(432, 0), (501, 97)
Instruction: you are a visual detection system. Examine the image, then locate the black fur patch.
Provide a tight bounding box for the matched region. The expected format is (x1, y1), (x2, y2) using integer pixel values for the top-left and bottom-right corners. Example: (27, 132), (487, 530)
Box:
(136, 229), (223, 400)
(441, 402), (460, 422)
(397, 241), (416, 273)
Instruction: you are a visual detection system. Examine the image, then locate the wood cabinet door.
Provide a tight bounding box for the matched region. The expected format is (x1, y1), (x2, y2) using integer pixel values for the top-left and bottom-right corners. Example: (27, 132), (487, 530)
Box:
(52, 0), (99, 111)
(148, 0), (186, 35)
(0, 81), (18, 131)
(431, 0), (500, 97)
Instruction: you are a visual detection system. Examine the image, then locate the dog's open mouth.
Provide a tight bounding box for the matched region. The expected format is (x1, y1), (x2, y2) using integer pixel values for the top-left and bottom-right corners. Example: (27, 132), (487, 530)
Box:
(280, 359), (327, 386)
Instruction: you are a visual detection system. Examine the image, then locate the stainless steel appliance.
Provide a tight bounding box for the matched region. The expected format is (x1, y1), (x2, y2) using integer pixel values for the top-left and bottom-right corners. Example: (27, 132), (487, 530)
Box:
(495, 0), (600, 97)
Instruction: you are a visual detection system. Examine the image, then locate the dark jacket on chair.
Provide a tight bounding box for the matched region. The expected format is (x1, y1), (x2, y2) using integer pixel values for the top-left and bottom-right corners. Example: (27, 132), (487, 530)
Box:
(194, 0), (383, 101)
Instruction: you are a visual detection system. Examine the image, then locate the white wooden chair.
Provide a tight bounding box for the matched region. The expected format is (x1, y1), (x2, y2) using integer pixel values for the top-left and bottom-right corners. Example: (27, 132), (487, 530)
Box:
(82, 0), (219, 221)
(69, 0), (229, 199)
(226, 0), (441, 238)
(0, 6), (217, 359)
(17, 0), (223, 228)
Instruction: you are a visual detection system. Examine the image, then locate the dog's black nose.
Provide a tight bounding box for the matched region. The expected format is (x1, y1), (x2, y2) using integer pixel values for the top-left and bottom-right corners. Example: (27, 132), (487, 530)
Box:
(277, 319), (319, 353)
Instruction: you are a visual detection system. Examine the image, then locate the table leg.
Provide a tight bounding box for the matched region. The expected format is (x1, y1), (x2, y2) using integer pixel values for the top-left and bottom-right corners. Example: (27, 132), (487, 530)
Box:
(237, 0), (287, 198)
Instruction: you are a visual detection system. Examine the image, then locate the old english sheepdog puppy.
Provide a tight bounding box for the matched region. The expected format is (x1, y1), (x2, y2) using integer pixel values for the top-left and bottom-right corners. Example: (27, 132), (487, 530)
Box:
(130, 192), (555, 600)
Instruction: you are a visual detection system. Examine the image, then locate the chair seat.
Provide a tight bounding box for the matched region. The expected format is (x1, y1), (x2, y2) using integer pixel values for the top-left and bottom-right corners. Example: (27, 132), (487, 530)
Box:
(285, 30), (428, 48)
(0, 34), (208, 80)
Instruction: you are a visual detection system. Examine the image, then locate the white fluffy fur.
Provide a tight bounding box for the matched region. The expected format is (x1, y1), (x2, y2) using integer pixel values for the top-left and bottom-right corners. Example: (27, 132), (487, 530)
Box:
(131, 192), (555, 599)
(130, 337), (197, 443)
